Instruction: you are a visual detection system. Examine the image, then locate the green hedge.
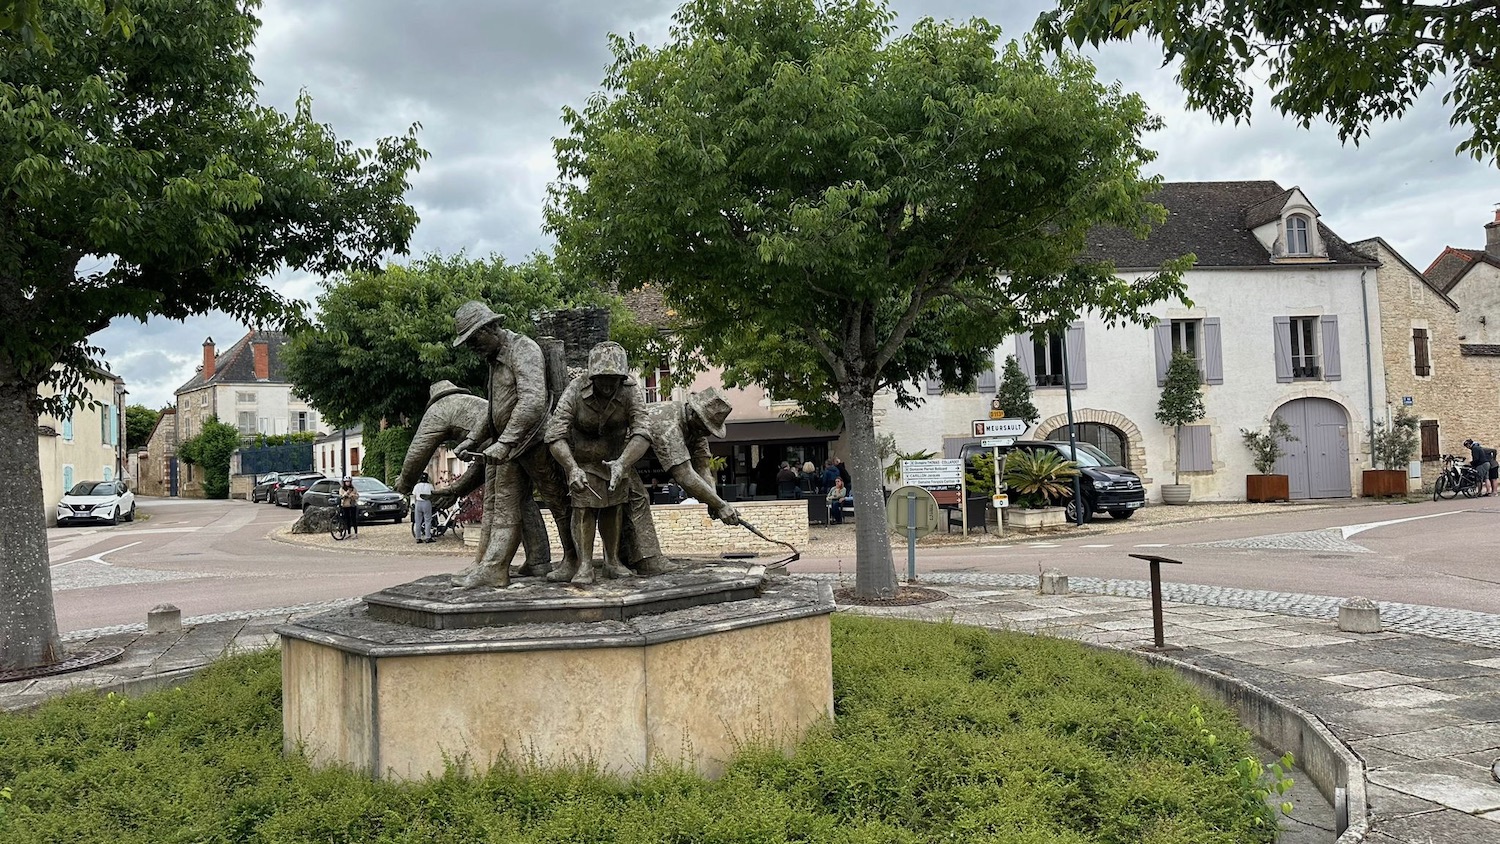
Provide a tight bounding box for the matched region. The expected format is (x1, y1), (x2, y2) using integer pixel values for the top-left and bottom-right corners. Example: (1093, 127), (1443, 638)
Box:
(0, 617), (1283, 842)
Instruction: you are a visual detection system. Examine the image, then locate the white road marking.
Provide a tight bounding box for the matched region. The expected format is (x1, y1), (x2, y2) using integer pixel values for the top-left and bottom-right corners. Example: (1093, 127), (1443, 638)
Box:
(1080, 544), (1114, 548)
(1134, 543), (1170, 548)
(52, 541), (142, 568)
(1339, 510), (1467, 539)
(1027, 543), (1060, 548)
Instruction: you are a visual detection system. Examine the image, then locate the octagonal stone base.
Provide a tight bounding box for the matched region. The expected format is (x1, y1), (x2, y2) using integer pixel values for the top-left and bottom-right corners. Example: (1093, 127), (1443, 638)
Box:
(279, 573), (833, 781)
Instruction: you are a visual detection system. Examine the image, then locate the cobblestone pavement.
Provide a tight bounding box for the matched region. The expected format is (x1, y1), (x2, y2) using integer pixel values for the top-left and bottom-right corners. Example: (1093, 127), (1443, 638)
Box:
(1188, 528), (1375, 554)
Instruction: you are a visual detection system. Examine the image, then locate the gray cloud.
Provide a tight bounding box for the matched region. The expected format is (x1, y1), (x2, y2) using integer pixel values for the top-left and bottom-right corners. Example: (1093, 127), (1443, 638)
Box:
(98, 0), (1500, 409)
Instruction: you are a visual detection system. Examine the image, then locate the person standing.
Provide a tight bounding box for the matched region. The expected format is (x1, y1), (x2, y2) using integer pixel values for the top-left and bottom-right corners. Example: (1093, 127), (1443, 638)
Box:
(820, 458), (840, 495)
(836, 457), (851, 490)
(412, 471), (435, 543)
(1466, 437), (1498, 496)
(338, 476), (360, 538)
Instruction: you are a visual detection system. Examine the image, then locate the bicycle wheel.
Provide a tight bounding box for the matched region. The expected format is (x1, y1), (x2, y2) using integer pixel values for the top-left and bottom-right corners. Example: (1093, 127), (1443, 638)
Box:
(1435, 473), (1455, 500)
(451, 517), (463, 541)
(1461, 473), (1480, 499)
(330, 512), (349, 541)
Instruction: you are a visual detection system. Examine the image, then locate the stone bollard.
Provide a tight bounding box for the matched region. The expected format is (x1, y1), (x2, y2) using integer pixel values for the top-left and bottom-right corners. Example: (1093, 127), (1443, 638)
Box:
(1040, 569), (1069, 595)
(147, 603), (182, 634)
(1338, 597), (1382, 633)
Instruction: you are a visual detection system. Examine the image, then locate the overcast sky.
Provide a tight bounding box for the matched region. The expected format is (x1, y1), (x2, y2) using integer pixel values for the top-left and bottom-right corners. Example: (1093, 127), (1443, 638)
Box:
(93, 0), (1500, 410)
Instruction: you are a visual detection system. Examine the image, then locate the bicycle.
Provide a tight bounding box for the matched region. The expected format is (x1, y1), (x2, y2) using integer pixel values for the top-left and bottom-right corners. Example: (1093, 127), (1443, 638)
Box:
(330, 505), (351, 541)
(411, 500), (463, 542)
(1433, 454), (1481, 500)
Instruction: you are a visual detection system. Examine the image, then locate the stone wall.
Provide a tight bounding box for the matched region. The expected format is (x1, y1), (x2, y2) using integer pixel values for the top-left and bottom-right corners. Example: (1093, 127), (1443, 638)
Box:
(473, 499), (811, 558)
(229, 473), (255, 500)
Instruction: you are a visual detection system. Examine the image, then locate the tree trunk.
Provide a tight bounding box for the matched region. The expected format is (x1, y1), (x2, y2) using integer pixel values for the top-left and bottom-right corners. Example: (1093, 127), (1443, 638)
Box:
(0, 374), (65, 670)
(839, 387), (897, 599)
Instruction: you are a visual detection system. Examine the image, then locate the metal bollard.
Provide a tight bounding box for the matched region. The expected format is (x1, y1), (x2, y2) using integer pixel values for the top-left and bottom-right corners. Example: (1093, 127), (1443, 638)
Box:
(1128, 553), (1182, 651)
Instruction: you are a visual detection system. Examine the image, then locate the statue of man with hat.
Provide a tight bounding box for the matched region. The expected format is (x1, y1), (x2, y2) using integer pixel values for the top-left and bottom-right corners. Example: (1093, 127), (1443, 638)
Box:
(544, 341), (653, 584)
(450, 301), (578, 588)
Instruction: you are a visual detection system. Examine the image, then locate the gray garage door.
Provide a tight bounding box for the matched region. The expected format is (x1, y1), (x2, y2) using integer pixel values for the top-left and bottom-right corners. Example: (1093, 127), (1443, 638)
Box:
(1273, 398), (1352, 499)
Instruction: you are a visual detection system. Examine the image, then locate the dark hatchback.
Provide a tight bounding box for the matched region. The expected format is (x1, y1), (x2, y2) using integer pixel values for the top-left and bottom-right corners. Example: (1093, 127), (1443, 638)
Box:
(301, 476), (408, 524)
(251, 472), (297, 503)
(961, 440), (1146, 523)
(273, 473), (325, 508)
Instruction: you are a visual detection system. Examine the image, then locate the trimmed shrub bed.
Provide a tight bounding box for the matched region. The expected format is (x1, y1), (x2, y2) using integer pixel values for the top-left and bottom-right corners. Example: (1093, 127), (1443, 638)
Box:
(0, 616), (1283, 842)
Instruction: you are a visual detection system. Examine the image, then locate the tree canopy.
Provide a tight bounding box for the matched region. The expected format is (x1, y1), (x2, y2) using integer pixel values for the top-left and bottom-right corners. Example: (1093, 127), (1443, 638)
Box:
(1036, 0), (1500, 165)
(123, 403), (159, 449)
(283, 253), (626, 430)
(0, 0), (426, 670)
(548, 0), (1188, 597)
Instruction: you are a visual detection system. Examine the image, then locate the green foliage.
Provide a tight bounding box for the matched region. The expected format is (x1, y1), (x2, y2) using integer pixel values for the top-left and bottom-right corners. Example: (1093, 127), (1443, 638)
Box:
(176, 417), (240, 499)
(1372, 407), (1420, 470)
(996, 354), (1040, 427)
(358, 425), (415, 486)
(1036, 0), (1500, 166)
(0, 618), (1282, 842)
(1240, 417), (1297, 476)
(1002, 449), (1080, 509)
(886, 448), (937, 484)
(1156, 351), (1206, 484)
(284, 253), (610, 429)
(122, 404), (159, 450)
(247, 431), (317, 449)
(966, 451), (997, 493)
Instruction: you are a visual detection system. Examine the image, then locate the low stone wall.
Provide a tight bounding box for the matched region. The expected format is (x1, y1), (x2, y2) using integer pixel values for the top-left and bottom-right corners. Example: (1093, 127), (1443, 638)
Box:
(469, 499), (810, 557)
(229, 473), (255, 501)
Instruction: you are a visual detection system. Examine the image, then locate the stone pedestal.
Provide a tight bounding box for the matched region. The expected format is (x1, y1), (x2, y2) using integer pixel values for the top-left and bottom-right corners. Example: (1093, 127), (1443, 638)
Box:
(279, 567), (834, 781)
(1338, 597), (1382, 633)
(1040, 569), (1069, 595)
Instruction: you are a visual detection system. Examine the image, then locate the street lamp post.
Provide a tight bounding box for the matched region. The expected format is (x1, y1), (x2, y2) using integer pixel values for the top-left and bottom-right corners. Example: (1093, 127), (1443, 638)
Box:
(340, 428), (347, 478)
(1059, 327), (1084, 526)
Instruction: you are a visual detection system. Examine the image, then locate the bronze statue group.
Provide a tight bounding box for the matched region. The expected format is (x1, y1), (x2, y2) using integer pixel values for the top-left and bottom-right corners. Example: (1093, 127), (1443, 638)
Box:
(394, 301), (738, 589)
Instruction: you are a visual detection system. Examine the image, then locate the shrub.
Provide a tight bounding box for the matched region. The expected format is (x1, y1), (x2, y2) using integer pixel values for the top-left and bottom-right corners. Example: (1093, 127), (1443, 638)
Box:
(177, 417), (241, 499)
(1240, 417), (1298, 475)
(1002, 449), (1079, 509)
(1155, 350), (1206, 484)
(1372, 407), (1420, 470)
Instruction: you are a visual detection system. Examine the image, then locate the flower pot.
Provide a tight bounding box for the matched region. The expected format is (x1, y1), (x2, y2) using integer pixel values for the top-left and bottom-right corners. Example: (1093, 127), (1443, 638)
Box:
(1362, 469), (1408, 498)
(1246, 474), (1289, 503)
(1160, 484), (1191, 505)
(1004, 506), (1068, 531)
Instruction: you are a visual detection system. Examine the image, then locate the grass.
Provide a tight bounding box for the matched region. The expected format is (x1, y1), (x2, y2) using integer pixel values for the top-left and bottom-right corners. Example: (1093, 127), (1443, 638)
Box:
(0, 617), (1282, 843)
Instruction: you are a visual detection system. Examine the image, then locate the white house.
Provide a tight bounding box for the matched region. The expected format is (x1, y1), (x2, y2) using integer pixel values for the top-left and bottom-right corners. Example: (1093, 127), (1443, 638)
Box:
(876, 181), (1394, 502)
(37, 368), (128, 525)
(175, 330), (322, 443)
(314, 425), (364, 478)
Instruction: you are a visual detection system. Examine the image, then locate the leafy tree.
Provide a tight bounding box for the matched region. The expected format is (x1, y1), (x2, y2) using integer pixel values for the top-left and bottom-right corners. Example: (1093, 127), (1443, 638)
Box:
(995, 354), (1040, 428)
(1241, 416), (1296, 475)
(1373, 406), (1420, 469)
(284, 253), (617, 430)
(1155, 351), (1206, 484)
(358, 425), (415, 486)
(548, 0), (1188, 598)
(1036, 0), (1500, 165)
(0, 0), (425, 670)
(178, 417), (240, 500)
(123, 404), (159, 450)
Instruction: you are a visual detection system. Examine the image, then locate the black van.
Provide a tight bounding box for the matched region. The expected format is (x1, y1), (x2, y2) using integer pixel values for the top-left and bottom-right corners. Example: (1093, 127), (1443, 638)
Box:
(959, 439), (1146, 522)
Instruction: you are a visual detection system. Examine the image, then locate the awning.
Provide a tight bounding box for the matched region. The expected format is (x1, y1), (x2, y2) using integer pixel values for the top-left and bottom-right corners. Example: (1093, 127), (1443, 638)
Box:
(717, 420), (840, 444)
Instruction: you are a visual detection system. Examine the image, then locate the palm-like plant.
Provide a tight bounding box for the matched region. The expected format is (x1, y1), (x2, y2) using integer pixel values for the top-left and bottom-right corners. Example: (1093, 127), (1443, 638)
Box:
(886, 448), (938, 483)
(1002, 450), (1080, 509)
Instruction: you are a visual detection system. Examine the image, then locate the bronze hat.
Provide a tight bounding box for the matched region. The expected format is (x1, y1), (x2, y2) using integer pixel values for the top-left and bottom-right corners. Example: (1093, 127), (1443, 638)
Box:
(452, 301), (504, 348)
(686, 387), (731, 438)
(427, 380), (469, 406)
(586, 341), (630, 378)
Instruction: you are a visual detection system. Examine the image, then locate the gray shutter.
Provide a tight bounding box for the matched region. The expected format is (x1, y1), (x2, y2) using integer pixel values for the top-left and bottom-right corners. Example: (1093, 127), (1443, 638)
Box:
(1154, 322), (1172, 386)
(1065, 322), (1087, 389)
(1203, 318), (1223, 385)
(1273, 316), (1293, 383)
(976, 367), (996, 393)
(1177, 424), (1212, 472)
(1014, 333), (1034, 386)
(926, 373), (942, 395)
(1320, 315), (1341, 381)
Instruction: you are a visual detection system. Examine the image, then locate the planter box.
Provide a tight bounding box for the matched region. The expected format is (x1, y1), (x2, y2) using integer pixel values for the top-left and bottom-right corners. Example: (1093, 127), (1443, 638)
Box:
(1246, 474), (1290, 503)
(1005, 506), (1068, 531)
(1362, 469), (1407, 498)
(1160, 484), (1192, 505)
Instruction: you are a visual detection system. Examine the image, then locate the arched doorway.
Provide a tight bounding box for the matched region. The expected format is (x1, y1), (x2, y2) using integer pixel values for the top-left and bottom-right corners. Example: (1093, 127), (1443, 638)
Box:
(1043, 422), (1130, 468)
(1273, 398), (1352, 499)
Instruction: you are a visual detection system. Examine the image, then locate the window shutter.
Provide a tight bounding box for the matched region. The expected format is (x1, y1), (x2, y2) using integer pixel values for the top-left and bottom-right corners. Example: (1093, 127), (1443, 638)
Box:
(1420, 419), (1440, 461)
(62, 414), (73, 441)
(925, 373), (942, 395)
(1203, 318), (1224, 385)
(1153, 323), (1172, 386)
(942, 438), (972, 459)
(1065, 323), (1087, 389)
(1413, 328), (1431, 376)
(1177, 425), (1213, 472)
(1014, 333), (1035, 385)
(977, 363), (996, 393)
(1273, 317), (1293, 383)
(110, 405), (119, 446)
(1321, 315), (1341, 381)
(63, 465), (74, 491)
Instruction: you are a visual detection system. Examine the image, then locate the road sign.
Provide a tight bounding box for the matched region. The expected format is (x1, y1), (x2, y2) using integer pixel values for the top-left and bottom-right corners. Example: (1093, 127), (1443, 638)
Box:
(1402, 396), (1414, 407)
(988, 397), (1005, 419)
(992, 493), (1009, 509)
(980, 437), (1014, 448)
(972, 418), (1026, 438)
(886, 485), (941, 537)
(900, 458), (964, 489)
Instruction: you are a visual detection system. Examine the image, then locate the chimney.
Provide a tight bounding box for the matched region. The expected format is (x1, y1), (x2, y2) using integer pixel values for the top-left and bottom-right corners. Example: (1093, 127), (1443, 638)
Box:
(252, 338), (269, 380)
(1487, 208), (1500, 259)
(201, 337), (216, 380)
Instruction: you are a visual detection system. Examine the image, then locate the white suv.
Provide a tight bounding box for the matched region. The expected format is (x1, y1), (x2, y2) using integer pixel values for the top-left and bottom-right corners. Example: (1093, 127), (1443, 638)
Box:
(56, 480), (136, 526)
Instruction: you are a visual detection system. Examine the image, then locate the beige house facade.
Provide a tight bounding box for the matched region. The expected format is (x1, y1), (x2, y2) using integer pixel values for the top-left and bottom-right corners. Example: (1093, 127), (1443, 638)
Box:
(37, 370), (128, 525)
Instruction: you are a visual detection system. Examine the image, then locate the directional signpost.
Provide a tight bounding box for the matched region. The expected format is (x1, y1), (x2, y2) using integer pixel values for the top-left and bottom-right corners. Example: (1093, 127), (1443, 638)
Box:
(900, 458), (968, 534)
(975, 418), (1026, 538)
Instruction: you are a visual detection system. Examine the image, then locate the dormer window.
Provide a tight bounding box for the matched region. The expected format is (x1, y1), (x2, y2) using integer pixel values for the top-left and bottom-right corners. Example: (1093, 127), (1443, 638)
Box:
(1286, 214), (1311, 255)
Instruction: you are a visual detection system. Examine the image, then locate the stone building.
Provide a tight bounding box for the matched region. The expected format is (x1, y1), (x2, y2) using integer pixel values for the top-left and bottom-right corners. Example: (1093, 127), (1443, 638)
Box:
(174, 329), (322, 443)
(133, 407), (178, 497)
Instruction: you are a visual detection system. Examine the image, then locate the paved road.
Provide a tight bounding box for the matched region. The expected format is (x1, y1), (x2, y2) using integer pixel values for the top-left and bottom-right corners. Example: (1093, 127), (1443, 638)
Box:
(794, 497), (1500, 614)
(45, 495), (1500, 633)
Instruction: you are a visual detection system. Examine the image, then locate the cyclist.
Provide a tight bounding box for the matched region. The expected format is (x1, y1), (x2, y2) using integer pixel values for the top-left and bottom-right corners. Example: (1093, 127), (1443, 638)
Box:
(1463, 438), (1497, 497)
(412, 472), (435, 543)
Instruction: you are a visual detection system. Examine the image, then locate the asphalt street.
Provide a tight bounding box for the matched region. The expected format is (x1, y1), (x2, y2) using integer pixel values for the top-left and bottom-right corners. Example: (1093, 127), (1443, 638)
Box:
(43, 494), (1500, 633)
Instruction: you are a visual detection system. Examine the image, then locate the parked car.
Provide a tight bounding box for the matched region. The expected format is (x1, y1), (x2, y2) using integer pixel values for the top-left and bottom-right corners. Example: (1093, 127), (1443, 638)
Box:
(960, 439), (1146, 522)
(251, 472), (298, 504)
(273, 473), (325, 509)
(301, 476), (408, 524)
(56, 480), (135, 525)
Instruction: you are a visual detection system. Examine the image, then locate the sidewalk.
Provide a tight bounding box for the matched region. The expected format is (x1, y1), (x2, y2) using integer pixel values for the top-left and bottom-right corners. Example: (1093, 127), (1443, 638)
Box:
(5, 571), (1497, 843)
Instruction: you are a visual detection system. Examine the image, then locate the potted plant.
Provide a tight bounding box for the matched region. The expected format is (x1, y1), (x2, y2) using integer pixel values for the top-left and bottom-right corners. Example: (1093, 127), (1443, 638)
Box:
(1155, 350), (1206, 505)
(1240, 417), (1297, 502)
(1364, 407), (1419, 498)
(1001, 449), (1079, 530)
